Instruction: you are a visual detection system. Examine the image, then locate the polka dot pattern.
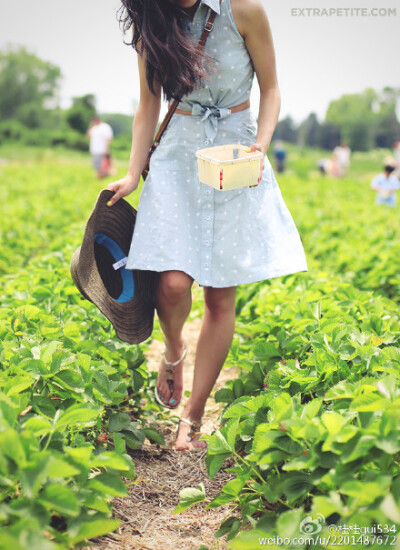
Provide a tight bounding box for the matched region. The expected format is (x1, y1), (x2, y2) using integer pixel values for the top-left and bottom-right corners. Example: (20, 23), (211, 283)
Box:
(125, 0), (308, 287)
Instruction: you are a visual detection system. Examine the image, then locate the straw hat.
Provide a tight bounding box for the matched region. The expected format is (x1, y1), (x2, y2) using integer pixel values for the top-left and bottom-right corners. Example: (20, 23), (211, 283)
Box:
(384, 156), (397, 168)
(70, 189), (159, 344)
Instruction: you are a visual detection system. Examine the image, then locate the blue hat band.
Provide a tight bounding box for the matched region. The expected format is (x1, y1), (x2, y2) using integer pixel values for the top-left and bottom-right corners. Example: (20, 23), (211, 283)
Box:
(94, 233), (134, 303)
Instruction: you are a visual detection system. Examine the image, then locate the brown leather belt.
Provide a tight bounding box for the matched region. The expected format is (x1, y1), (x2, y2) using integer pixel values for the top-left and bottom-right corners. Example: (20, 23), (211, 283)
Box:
(172, 98), (250, 116)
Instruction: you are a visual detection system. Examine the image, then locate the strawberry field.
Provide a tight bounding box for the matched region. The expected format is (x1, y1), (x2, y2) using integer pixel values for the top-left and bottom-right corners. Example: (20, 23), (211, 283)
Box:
(1, 145), (400, 549)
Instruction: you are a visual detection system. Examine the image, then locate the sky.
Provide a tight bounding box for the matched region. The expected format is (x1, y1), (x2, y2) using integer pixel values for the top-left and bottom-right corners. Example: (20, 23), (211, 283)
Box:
(1, 0), (399, 124)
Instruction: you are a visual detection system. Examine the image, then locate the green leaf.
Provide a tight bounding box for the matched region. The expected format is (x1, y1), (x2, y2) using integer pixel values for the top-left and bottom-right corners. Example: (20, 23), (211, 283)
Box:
(38, 484), (80, 517)
(311, 492), (344, 517)
(108, 412), (131, 432)
(16, 304), (41, 320)
(391, 477), (400, 502)
(112, 432), (127, 455)
(207, 492), (237, 509)
(142, 427), (165, 446)
(173, 483), (206, 514)
(375, 432), (400, 454)
(229, 529), (274, 549)
(301, 397), (323, 420)
(253, 341), (281, 361)
(207, 431), (233, 455)
(55, 405), (100, 431)
(252, 482), (280, 504)
(64, 446), (93, 469)
(379, 494), (400, 523)
(24, 417), (52, 436)
(0, 429), (27, 467)
(91, 452), (132, 472)
(214, 517), (241, 538)
(223, 399), (255, 419)
(282, 473), (312, 502)
(222, 477), (246, 497)
(0, 534), (24, 550)
(77, 352), (91, 372)
(86, 472), (128, 497)
(206, 478), (245, 508)
(277, 508), (303, 538)
(63, 322), (81, 342)
(341, 477), (391, 506)
(226, 416), (240, 449)
(271, 392), (293, 421)
(341, 434), (376, 463)
(20, 455), (50, 498)
(214, 387), (234, 403)
(0, 400), (18, 428)
(53, 369), (85, 392)
(5, 376), (34, 397)
(350, 392), (388, 412)
(252, 364), (265, 385)
(70, 518), (121, 544)
(83, 494), (112, 514)
(232, 379), (245, 399)
(41, 340), (62, 364)
(321, 411), (346, 435)
(283, 453), (315, 471)
(47, 456), (81, 478)
(121, 427), (145, 450)
(205, 453), (231, 479)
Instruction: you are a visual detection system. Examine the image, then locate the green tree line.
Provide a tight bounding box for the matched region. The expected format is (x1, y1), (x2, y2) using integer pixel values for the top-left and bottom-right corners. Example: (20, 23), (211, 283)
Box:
(274, 85), (400, 151)
(1, 45), (399, 152)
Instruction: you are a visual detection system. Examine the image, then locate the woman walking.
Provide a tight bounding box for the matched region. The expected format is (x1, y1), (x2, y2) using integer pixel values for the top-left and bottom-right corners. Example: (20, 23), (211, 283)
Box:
(106, 0), (308, 451)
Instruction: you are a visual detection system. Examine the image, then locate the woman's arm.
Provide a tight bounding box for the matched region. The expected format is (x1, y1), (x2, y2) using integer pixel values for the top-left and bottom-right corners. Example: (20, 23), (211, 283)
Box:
(107, 39), (161, 205)
(127, 45), (162, 181)
(232, 0), (281, 157)
(370, 176), (380, 190)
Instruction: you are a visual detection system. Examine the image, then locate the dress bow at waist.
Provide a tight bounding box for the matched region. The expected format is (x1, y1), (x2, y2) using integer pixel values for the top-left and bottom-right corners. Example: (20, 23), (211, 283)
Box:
(191, 104), (232, 144)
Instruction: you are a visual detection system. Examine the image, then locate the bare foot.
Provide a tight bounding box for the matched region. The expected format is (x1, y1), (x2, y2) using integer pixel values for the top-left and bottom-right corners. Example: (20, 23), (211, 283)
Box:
(156, 341), (186, 408)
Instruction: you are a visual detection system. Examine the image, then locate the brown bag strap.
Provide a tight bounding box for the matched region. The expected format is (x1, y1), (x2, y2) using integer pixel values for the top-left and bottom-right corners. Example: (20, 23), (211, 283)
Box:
(142, 1), (221, 179)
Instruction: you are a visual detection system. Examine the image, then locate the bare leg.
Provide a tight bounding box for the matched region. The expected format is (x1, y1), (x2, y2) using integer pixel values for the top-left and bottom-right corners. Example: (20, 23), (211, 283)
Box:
(175, 285), (237, 450)
(155, 270), (194, 406)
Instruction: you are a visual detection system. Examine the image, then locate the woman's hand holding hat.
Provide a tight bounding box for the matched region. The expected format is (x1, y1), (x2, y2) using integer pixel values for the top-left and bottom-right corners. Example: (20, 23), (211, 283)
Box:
(106, 174), (139, 206)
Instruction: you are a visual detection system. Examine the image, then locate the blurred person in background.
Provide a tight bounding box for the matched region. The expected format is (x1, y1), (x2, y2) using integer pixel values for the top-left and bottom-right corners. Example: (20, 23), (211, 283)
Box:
(370, 157), (400, 207)
(273, 140), (286, 173)
(332, 141), (351, 177)
(317, 157), (334, 176)
(86, 116), (114, 179)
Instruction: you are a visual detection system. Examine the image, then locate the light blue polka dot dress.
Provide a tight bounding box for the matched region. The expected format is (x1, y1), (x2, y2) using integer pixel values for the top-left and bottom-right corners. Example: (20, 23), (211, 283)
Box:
(125, 0), (308, 288)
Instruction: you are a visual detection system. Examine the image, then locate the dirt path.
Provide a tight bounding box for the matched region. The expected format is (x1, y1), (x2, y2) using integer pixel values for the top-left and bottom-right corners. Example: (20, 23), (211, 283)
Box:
(90, 284), (238, 550)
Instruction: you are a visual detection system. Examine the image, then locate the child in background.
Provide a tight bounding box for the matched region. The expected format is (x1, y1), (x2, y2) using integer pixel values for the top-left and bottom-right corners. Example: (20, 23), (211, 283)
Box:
(370, 157), (400, 207)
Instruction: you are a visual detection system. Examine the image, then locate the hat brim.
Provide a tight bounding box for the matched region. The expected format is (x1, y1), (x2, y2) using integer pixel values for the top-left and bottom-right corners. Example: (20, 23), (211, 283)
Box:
(70, 246), (93, 303)
(70, 189), (159, 345)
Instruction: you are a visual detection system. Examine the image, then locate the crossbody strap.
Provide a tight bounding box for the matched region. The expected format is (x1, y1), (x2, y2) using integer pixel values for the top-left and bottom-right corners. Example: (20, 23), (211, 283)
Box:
(142, 1), (221, 179)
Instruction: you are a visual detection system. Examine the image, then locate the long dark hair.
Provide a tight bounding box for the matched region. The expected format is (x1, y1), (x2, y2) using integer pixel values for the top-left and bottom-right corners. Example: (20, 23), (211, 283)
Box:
(118, 0), (215, 101)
